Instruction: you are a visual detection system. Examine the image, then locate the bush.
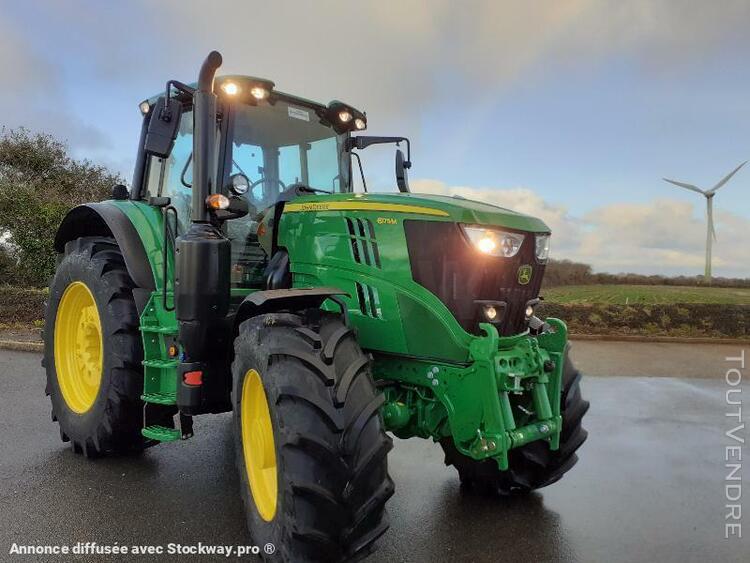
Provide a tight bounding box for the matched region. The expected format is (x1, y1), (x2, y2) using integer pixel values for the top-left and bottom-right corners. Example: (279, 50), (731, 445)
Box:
(0, 247), (19, 286)
(0, 128), (122, 287)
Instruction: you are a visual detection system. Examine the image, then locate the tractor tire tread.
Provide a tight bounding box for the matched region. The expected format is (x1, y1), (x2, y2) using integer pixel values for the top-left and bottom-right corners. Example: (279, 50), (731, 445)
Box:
(232, 311), (392, 562)
(45, 236), (145, 457)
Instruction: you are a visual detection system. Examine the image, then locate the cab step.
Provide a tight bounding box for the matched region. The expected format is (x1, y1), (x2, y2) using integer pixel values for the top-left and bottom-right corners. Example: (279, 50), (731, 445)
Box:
(142, 425), (181, 442)
(141, 392), (177, 405)
(140, 325), (178, 335)
(142, 359), (179, 369)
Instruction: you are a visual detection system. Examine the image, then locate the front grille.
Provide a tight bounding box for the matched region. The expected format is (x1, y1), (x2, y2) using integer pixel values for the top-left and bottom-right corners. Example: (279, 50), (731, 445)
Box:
(404, 220), (545, 336)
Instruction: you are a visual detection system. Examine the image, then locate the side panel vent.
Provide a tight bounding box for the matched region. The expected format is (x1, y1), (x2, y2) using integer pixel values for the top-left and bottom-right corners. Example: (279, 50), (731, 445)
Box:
(355, 282), (381, 318)
(345, 218), (381, 268)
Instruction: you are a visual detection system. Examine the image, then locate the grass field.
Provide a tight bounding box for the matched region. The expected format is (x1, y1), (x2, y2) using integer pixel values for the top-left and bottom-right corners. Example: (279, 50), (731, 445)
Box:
(543, 284), (750, 305)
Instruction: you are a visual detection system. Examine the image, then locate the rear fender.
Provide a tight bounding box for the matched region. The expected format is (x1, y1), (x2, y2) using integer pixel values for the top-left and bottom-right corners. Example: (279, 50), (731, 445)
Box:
(54, 202), (156, 309)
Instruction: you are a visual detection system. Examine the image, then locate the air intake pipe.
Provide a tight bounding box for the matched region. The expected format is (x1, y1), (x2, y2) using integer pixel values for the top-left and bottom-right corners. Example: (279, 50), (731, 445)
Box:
(175, 51), (231, 413)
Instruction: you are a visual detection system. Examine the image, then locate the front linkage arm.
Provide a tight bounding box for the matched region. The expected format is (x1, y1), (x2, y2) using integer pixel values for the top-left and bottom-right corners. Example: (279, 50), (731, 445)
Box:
(375, 319), (568, 470)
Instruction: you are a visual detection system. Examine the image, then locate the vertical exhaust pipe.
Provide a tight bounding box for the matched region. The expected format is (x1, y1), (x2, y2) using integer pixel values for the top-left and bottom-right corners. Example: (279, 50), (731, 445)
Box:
(175, 51), (231, 415)
(192, 50), (223, 222)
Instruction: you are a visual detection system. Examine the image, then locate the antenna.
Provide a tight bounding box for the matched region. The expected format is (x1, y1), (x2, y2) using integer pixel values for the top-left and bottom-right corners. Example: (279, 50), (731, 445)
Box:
(663, 161), (746, 283)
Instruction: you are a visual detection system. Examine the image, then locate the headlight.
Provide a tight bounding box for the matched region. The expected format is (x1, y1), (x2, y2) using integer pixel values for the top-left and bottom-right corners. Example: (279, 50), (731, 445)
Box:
(462, 226), (524, 257)
(221, 81), (240, 96)
(535, 234), (551, 262)
(250, 86), (269, 100)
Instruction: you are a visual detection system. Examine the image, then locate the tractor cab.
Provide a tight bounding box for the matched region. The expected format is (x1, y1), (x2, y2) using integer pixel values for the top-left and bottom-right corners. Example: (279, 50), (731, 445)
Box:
(134, 74), (412, 294)
(135, 75), (370, 291)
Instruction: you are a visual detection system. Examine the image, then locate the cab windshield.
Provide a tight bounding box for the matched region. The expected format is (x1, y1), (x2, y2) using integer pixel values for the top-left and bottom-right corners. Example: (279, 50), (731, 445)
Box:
(228, 99), (350, 210)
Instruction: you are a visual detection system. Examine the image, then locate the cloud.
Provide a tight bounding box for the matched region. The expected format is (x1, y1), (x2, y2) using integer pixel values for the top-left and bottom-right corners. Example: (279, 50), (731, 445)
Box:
(411, 179), (750, 278)
(110, 0), (750, 134)
(5, 0), (750, 177)
(0, 17), (111, 153)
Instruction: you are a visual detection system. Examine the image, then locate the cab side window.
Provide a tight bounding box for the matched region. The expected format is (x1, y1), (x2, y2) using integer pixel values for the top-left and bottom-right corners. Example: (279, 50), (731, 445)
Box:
(161, 110), (194, 233)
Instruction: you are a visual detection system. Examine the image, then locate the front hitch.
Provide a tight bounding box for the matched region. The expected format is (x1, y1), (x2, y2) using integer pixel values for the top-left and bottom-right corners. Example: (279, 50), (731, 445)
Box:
(376, 319), (568, 469)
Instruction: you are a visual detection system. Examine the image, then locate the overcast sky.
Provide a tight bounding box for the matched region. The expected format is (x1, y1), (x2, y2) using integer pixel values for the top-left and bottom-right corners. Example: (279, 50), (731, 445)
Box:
(2, 0), (749, 277)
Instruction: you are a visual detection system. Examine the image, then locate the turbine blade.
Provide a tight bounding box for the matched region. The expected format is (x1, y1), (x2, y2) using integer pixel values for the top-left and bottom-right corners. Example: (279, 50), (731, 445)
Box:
(663, 178), (705, 194)
(707, 160), (747, 193)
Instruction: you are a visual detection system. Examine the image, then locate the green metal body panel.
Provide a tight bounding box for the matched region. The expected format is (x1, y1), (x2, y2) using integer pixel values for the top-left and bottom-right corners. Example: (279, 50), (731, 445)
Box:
(104, 176), (564, 468)
(278, 192), (565, 468)
(279, 192), (549, 363)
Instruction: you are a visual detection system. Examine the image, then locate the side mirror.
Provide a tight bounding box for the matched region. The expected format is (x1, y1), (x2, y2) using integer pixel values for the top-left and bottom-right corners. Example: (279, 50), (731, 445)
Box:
(144, 96), (182, 158)
(395, 149), (410, 193)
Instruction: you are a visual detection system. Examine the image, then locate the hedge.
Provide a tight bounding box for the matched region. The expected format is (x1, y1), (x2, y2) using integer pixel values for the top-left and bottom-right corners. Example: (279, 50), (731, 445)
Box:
(537, 302), (749, 339)
(0, 286), (47, 325)
(1, 286), (747, 339)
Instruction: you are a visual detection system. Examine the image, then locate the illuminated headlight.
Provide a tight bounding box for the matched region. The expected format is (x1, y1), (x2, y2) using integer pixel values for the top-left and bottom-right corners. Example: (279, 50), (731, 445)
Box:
(535, 234), (551, 262)
(354, 117), (366, 130)
(250, 86), (269, 100)
(338, 110), (352, 123)
(221, 81), (240, 96)
(462, 226), (524, 257)
(525, 305), (534, 318)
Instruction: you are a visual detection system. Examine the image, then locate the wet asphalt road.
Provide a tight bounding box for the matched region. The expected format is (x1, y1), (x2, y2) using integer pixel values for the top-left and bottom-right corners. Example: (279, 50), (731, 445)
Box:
(1, 348), (748, 562)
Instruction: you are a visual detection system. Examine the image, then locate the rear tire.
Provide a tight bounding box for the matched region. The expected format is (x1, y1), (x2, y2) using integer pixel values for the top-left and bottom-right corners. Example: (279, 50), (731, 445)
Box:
(441, 345), (589, 494)
(44, 237), (145, 457)
(232, 311), (393, 562)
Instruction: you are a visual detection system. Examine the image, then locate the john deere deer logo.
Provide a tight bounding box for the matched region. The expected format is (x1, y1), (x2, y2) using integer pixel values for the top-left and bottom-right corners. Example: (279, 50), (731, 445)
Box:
(517, 265), (532, 285)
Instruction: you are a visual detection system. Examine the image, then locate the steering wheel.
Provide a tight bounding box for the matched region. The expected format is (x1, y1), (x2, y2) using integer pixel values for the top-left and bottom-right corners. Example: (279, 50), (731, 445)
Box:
(247, 177), (286, 206)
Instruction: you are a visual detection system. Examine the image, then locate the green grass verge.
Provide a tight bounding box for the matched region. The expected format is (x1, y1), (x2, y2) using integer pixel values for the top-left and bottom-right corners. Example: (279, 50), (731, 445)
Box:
(543, 284), (750, 305)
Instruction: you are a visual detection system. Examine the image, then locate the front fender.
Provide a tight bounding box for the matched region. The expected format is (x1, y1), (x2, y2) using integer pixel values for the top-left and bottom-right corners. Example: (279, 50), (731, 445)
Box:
(234, 287), (349, 330)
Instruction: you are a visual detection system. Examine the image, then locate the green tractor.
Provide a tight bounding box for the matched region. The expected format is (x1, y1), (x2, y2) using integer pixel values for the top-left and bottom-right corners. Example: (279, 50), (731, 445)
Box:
(44, 51), (588, 561)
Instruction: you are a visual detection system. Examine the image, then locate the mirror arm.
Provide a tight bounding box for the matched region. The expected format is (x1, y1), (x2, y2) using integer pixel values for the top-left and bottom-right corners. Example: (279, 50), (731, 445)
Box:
(346, 136), (412, 169)
(161, 80), (195, 122)
(350, 152), (367, 192)
(401, 138), (411, 168)
(165, 80), (196, 99)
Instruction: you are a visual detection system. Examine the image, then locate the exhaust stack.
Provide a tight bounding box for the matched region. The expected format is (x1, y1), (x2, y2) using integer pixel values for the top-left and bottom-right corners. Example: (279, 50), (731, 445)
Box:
(175, 51), (231, 414)
(191, 50), (223, 222)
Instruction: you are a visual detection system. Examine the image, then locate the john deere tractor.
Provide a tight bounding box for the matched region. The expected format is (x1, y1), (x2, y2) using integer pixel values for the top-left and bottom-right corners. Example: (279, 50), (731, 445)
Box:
(44, 51), (588, 561)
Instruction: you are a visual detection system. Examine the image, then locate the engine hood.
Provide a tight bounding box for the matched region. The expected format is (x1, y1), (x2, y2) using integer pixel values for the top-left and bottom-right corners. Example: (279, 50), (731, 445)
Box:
(284, 191), (550, 233)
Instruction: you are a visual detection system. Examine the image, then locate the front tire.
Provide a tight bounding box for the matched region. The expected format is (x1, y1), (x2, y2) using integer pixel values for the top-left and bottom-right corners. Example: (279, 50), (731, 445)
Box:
(441, 345), (589, 494)
(44, 237), (145, 456)
(232, 311), (394, 562)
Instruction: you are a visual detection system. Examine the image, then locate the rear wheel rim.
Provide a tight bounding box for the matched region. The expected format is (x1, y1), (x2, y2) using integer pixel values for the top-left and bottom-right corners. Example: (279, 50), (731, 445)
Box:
(54, 281), (103, 414)
(241, 368), (278, 521)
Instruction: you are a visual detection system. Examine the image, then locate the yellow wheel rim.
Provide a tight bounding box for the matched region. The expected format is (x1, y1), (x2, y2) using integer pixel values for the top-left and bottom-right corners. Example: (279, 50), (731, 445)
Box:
(54, 281), (103, 414)
(241, 368), (278, 521)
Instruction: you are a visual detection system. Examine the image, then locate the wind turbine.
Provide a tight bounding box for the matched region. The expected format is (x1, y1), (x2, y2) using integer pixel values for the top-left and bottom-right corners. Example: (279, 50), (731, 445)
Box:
(663, 161), (746, 282)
